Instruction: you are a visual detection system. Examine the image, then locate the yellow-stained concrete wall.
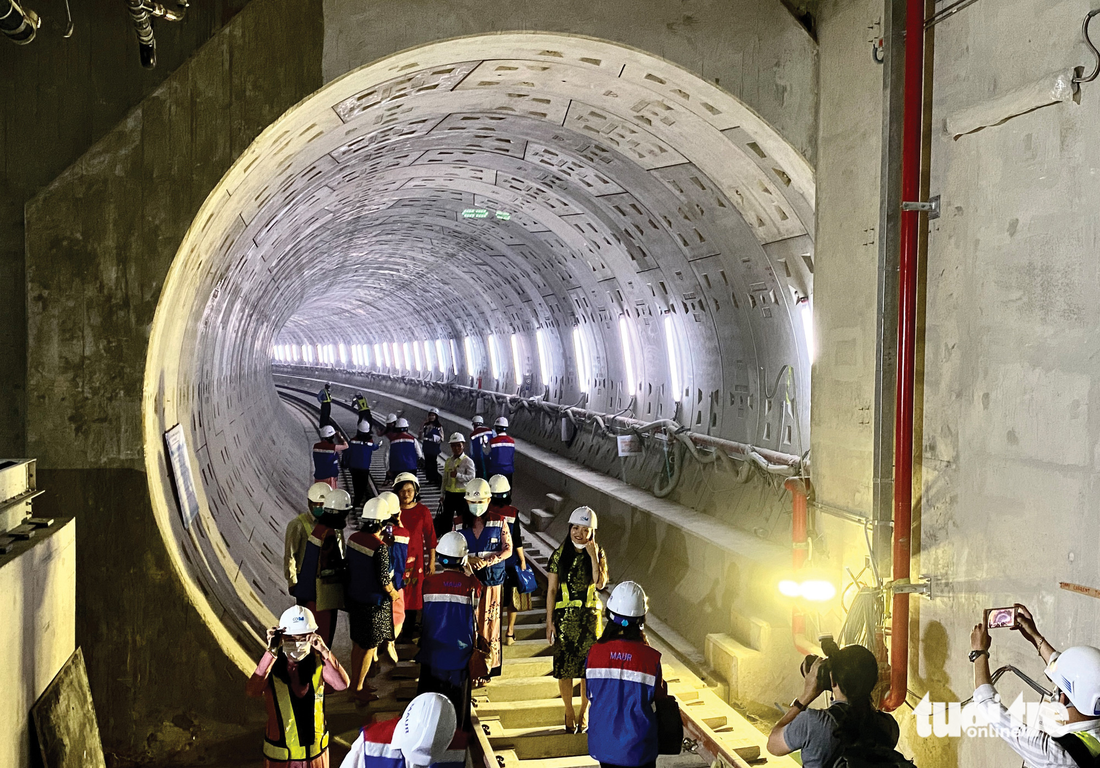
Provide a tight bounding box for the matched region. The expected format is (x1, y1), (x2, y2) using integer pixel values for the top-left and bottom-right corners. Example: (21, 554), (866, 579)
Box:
(0, 517), (76, 768)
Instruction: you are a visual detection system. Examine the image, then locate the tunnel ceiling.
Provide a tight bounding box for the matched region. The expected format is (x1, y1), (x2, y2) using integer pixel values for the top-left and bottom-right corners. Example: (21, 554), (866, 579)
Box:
(145, 33), (816, 655)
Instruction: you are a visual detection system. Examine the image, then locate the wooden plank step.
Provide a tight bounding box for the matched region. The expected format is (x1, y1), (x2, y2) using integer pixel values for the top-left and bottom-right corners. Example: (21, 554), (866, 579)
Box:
(530, 508), (554, 532)
(475, 697), (584, 729)
(502, 639), (553, 659)
(498, 656), (552, 679)
(482, 676), (563, 702)
(490, 729), (588, 760)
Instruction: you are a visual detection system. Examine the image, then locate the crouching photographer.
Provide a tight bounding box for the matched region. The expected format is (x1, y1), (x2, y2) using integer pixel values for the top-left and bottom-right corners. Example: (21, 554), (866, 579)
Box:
(971, 604), (1100, 767)
(767, 638), (907, 767)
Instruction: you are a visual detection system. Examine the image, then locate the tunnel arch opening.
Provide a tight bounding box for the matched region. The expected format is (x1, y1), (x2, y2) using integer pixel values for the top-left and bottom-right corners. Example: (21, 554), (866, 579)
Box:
(142, 32), (816, 667)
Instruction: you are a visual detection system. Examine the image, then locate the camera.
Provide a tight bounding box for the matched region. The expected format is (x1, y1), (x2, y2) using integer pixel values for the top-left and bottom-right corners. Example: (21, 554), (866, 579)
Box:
(800, 635), (840, 691)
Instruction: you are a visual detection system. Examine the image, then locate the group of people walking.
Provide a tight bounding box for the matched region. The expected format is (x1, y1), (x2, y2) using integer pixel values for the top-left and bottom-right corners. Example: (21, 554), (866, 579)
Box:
(262, 396), (672, 768)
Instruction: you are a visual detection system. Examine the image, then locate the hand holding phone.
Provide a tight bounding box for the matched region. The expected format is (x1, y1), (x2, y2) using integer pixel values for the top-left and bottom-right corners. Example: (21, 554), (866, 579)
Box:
(985, 606), (1020, 629)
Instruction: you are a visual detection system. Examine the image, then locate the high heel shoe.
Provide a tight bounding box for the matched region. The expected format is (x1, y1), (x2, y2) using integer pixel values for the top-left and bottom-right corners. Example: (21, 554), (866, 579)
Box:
(505, 632), (515, 646)
(577, 712), (588, 733)
(564, 714), (576, 734)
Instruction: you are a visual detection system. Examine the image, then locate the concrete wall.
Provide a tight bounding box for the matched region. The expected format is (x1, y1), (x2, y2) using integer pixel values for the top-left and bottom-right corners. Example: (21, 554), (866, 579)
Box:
(23, 0), (325, 761)
(0, 517), (75, 768)
(320, 0), (820, 165)
(0, 0), (250, 458)
(810, 1), (1100, 766)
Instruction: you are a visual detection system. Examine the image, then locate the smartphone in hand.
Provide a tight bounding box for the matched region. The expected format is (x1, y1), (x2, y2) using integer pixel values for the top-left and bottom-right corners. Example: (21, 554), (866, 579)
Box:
(985, 606), (1020, 629)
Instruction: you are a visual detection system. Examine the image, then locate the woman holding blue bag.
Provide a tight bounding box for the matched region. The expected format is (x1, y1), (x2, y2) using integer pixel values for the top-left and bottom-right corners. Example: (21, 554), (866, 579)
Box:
(488, 475), (535, 646)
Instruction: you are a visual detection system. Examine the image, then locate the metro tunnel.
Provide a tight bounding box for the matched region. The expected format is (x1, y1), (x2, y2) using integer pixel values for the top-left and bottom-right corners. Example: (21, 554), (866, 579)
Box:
(4, 1), (1100, 768)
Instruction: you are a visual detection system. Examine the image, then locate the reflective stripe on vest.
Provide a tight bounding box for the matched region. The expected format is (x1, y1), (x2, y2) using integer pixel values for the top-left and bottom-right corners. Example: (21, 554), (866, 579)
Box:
(263, 660), (329, 761)
(555, 581), (602, 611)
(1076, 732), (1100, 758)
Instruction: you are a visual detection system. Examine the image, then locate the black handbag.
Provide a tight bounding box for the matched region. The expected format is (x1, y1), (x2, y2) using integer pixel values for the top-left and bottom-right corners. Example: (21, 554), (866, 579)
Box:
(655, 695), (683, 755)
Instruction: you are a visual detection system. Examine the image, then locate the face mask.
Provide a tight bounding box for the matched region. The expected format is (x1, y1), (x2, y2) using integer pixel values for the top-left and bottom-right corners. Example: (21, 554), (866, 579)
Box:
(284, 639), (311, 661)
(468, 501), (489, 517)
(572, 541), (587, 551)
(310, 505), (324, 518)
(1038, 700), (1073, 737)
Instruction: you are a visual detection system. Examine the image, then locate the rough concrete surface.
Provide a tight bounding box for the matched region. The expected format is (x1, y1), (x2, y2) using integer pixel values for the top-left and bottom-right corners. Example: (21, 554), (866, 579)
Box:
(22, 0), (324, 761)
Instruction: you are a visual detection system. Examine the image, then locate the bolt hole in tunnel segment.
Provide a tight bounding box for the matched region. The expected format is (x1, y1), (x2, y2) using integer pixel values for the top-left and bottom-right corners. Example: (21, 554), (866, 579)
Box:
(142, 33), (816, 670)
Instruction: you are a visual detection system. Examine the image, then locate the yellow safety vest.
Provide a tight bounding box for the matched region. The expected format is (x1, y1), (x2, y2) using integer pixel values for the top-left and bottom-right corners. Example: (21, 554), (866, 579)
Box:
(1074, 731), (1100, 758)
(263, 658), (329, 762)
(555, 581), (602, 611)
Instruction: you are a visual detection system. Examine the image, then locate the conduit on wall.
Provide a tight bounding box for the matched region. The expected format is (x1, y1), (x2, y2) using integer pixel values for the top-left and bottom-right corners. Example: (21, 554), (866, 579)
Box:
(143, 34), (816, 660)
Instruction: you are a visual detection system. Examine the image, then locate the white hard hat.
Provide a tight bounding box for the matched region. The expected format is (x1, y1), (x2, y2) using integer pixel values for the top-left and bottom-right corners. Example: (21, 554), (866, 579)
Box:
(323, 488), (352, 511)
(429, 407), (439, 415)
(495, 416), (509, 428)
(307, 482), (330, 504)
(488, 474), (512, 495)
(279, 605), (319, 636)
(361, 497), (390, 521)
(320, 425), (336, 438)
(377, 490), (400, 518)
(607, 581), (648, 619)
(437, 531), (469, 560)
(448, 432), (466, 444)
(394, 472), (420, 490)
(357, 419), (371, 432)
(396, 417), (410, 430)
(392, 693), (458, 768)
(465, 477), (491, 517)
(472, 415), (484, 425)
(1046, 646), (1100, 716)
(387, 413), (398, 423)
(569, 506), (598, 530)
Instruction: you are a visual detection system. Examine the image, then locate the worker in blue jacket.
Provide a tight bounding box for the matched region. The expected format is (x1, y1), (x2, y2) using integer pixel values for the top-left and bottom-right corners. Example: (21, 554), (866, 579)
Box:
(468, 416), (493, 479)
(388, 418), (424, 482)
(344, 420), (380, 508)
(486, 416), (515, 485)
(585, 582), (667, 766)
(313, 424), (348, 490)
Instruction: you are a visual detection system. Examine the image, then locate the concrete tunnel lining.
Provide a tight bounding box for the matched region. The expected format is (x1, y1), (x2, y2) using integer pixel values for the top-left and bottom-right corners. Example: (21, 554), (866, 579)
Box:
(142, 33), (816, 670)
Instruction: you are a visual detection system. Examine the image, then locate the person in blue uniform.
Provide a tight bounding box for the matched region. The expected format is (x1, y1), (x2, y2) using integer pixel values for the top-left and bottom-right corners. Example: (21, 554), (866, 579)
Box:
(345, 420), (380, 508)
(388, 418), (423, 482)
(585, 581), (666, 767)
(313, 424), (348, 490)
(468, 416), (493, 479)
(419, 409), (445, 487)
(417, 531), (483, 731)
(486, 417), (515, 486)
(291, 488), (351, 648)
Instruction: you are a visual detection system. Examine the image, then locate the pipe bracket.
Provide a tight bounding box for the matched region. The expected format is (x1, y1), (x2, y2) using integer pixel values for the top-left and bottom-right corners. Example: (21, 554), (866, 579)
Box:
(890, 574), (934, 599)
(901, 195), (940, 219)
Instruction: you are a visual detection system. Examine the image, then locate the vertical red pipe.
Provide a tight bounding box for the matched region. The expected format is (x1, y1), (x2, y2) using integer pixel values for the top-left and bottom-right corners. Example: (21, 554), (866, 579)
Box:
(882, 0), (925, 712)
(786, 478), (813, 653)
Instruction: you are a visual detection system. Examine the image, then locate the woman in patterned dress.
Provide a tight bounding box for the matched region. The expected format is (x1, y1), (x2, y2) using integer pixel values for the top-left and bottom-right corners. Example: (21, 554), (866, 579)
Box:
(545, 506), (608, 733)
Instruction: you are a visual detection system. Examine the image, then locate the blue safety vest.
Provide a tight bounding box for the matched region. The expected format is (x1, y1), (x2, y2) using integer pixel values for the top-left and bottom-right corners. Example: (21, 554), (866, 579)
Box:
(487, 434), (515, 475)
(346, 437), (379, 470)
(422, 424), (444, 454)
(346, 531), (387, 606)
(456, 514), (508, 586)
(585, 639), (663, 767)
(388, 432), (419, 474)
(312, 441), (340, 480)
(469, 427), (493, 474)
(418, 571), (481, 672)
(292, 524), (343, 605)
(389, 525), (410, 591)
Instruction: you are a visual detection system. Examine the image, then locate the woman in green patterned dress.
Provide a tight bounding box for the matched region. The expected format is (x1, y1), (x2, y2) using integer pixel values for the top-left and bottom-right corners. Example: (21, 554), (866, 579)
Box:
(545, 506), (609, 733)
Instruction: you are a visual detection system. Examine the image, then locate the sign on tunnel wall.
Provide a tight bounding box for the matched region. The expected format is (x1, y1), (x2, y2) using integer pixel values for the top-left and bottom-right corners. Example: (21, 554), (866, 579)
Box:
(164, 425), (200, 530)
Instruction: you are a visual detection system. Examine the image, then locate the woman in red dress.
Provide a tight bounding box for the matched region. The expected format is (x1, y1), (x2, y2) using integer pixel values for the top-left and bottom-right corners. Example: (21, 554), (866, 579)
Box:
(394, 473), (437, 636)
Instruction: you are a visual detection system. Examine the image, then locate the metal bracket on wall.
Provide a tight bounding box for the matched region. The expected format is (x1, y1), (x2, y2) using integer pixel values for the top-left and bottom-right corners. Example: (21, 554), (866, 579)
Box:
(891, 574), (934, 599)
(901, 195), (941, 219)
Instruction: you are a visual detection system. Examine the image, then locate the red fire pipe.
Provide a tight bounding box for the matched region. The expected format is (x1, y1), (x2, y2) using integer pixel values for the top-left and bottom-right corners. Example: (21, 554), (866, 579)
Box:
(786, 478), (814, 654)
(882, 0), (925, 712)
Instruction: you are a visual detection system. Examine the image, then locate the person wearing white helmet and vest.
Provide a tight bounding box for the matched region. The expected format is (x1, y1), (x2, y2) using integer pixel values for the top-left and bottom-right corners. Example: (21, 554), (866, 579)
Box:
(468, 415), (493, 479)
(420, 408), (446, 487)
(393, 472), (437, 641)
(488, 475), (529, 647)
(378, 413), (399, 482)
(313, 424), (348, 490)
(454, 477), (513, 683)
(317, 383), (334, 428)
(486, 417), (515, 485)
(388, 418), (424, 481)
(351, 393), (372, 424)
(586, 582), (668, 766)
(285, 483), (330, 596)
(971, 604), (1100, 767)
(346, 497), (401, 706)
(339, 692), (465, 768)
(418, 531), (483, 731)
(292, 488), (351, 647)
(546, 506), (608, 733)
(247, 605), (349, 768)
(345, 420), (380, 508)
(439, 433), (475, 539)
